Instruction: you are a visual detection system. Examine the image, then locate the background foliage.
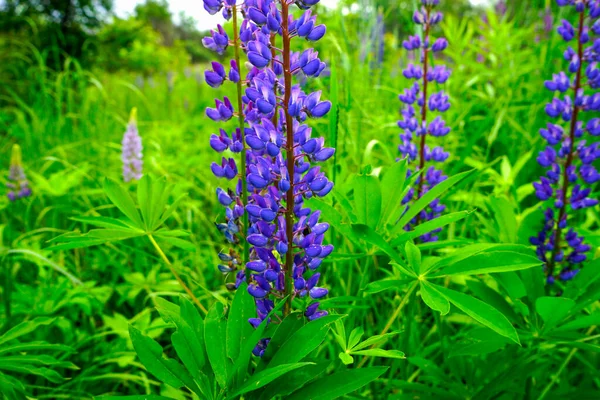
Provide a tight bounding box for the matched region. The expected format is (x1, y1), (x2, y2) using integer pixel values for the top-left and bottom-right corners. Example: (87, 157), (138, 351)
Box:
(1, 0), (599, 399)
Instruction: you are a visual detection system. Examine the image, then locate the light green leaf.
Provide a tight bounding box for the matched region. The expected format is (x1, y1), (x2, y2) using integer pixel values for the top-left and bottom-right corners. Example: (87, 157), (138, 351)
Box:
(432, 250), (541, 277)
(432, 284), (520, 344)
(350, 348), (405, 359)
(380, 159), (409, 228)
(353, 173), (382, 230)
(419, 281), (450, 315)
(405, 241), (421, 275)
(0, 318), (55, 346)
(536, 297), (576, 331)
(103, 178), (144, 228)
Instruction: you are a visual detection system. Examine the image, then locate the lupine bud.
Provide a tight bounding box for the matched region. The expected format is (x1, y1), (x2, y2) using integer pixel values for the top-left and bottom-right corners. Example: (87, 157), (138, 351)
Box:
(6, 144), (32, 201)
(122, 108), (143, 183)
(531, 1), (600, 285)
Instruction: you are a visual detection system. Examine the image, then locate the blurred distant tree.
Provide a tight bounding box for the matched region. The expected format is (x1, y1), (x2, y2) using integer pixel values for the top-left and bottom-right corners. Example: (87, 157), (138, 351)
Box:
(134, 0), (175, 46)
(0, 0), (113, 67)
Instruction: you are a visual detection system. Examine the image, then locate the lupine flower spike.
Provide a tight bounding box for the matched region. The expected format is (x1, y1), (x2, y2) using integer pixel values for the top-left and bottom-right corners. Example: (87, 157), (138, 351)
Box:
(398, 0), (451, 242)
(122, 107), (143, 183)
(204, 0), (334, 357)
(530, 0), (600, 285)
(6, 144), (32, 201)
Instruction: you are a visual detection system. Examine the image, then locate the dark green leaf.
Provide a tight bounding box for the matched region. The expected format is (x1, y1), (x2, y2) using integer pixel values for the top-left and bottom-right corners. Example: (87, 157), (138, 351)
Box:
(286, 366), (388, 400)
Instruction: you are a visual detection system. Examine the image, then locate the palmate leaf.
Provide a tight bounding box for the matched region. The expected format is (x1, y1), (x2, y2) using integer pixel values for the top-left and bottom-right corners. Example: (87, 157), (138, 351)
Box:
(286, 366), (388, 400)
(128, 325), (199, 393)
(431, 249), (541, 277)
(419, 281), (450, 315)
(391, 211), (472, 246)
(255, 361), (330, 400)
(429, 283), (520, 344)
(392, 169), (475, 236)
(380, 158), (409, 229)
(267, 314), (344, 368)
(536, 297), (576, 332)
(227, 363), (314, 399)
(48, 176), (193, 251)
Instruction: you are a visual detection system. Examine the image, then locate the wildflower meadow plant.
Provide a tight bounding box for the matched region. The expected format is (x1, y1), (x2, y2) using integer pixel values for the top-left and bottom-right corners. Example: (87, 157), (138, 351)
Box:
(6, 144), (32, 201)
(203, 0), (334, 355)
(121, 108), (143, 183)
(398, 0), (451, 242)
(531, 0), (600, 284)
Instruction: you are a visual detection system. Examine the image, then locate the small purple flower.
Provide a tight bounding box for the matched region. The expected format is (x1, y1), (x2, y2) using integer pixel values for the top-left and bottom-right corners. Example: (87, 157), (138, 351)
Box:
(122, 108), (143, 183)
(6, 144), (32, 201)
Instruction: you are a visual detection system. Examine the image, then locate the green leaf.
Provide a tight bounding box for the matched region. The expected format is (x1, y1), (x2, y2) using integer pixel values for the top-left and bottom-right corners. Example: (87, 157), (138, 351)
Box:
(347, 327), (364, 350)
(256, 361), (330, 400)
(351, 332), (399, 351)
(228, 363), (314, 398)
(128, 325), (196, 390)
(204, 303), (231, 388)
(226, 283), (256, 361)
(0, 341), (72, 355)
(351, 224), (415, 277)
(432, 284), (520, 344)
(536, 297), (576, 331)
(391, 211), (472, 246)
(350, 348), (405, 359)
(268, 315), (343, 368)
(0, 363), (65, 383)
(137, 175), (152, 229)
(555, 313), (600, 332)
(419, 281), (450, 315)
(103, 178), (144, 228)
(353, 173), (382, 230)
(404, 241), (421, 275)
(97, 396), (176, 400)
(0, 318), (55, 346)
(286, 367), (388, 400)
(339, 352), (354, 365)
(364, 279), (413, 294)
(394, 170), (474, 234)
(432, 250), (541, 277)
(71, 216), (135, 230)
(380, 159), (409, 228)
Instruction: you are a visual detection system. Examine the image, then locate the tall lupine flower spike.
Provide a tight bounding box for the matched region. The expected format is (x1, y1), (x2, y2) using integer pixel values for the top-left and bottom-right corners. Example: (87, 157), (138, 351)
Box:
(202, 0), (252, 287)
(398, 0), (451, 242)
(121, 108), (143, 183)
(530, 0), (600, 285)
(6, 144), (32, 201)
(238, 0), (334, 356)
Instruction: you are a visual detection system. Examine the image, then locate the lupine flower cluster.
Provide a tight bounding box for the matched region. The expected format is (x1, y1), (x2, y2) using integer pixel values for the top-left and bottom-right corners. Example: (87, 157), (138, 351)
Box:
(530, 0), (600, 284)
(398, 0), (451, 242)
(6, 144), (32, 201)
(122, 108), (143, 183)
(202, 0), (335, 356)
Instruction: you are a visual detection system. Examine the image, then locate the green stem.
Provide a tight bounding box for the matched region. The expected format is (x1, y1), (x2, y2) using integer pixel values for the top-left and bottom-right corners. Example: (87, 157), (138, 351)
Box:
(536, 326), (596, 400)
(357, 282), (418, 368)
(148, 234), (207, 315)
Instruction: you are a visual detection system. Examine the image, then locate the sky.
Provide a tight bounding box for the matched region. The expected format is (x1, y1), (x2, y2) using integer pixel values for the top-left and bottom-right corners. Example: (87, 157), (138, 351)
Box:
(113, 0), (341, 30)
(114, 0), (496, 31)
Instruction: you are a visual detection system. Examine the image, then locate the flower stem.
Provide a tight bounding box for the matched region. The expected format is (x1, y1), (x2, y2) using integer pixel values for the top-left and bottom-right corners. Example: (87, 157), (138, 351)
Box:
(232, 5), (250, 267)
(148, 234), (207, 314)
(536, 325), (596, 400)
(547, 11), (585, 277)
(356, 281), (418, 368)
(281, 0), (295, 317)
(415, 8), (431, 226)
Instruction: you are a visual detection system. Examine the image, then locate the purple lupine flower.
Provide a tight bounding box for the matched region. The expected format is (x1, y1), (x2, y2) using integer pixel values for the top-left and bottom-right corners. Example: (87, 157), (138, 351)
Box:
(6, 144), (32, 201)
(398, 0), (451, 242)
(121, 108), (143, 183)
(236, 0), (334, 353)
(530, 0), (600, 285)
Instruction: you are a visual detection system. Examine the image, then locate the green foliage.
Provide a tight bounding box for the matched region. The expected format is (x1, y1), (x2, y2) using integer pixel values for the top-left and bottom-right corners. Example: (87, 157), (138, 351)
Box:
(0, 1), (599, 399)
